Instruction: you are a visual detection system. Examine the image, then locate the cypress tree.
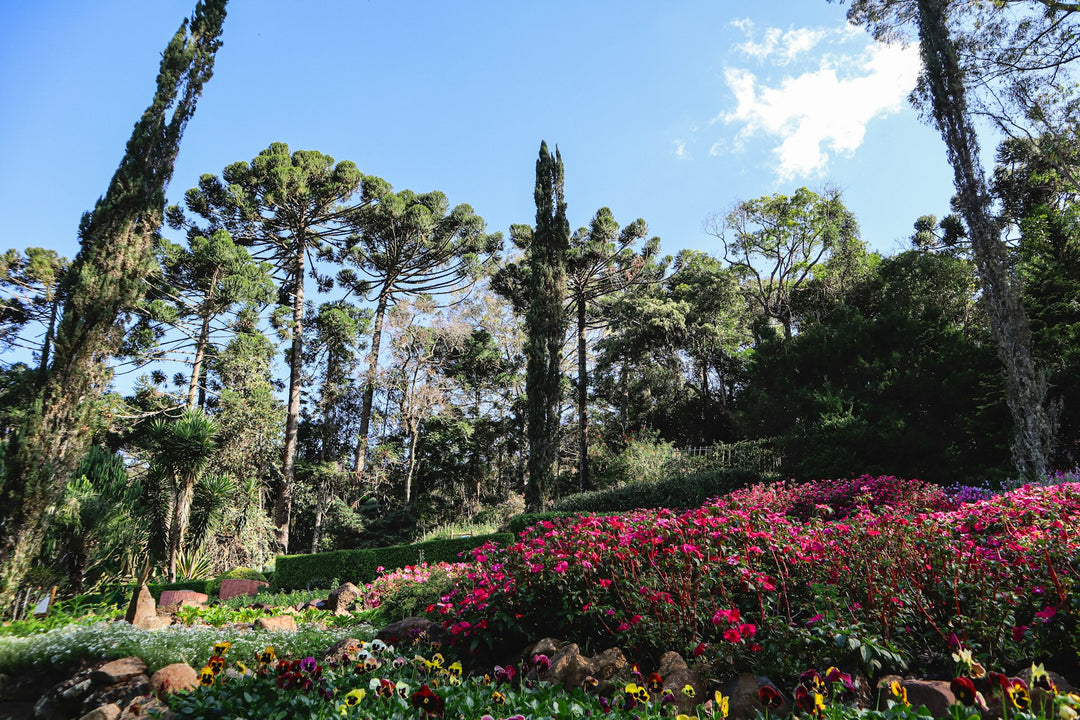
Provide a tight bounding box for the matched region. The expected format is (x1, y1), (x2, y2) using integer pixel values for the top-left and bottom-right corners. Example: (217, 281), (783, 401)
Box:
(0, 0), (227, 606)
(524, 142), (569, 511)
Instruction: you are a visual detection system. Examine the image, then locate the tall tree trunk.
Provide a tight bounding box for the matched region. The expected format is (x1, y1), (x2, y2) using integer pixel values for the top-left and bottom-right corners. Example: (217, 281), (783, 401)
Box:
(0, 0), (226, 608)
(576, 300), (590, 493)
(404, 419), (420, 509)
(186, 271), (218, 409)
(169, 476), (196, 582)
(310, 469), (331, 554)
(915, 0), (1054, 479)
(276, 248), (305, 554)
(352, 291), (389, 490)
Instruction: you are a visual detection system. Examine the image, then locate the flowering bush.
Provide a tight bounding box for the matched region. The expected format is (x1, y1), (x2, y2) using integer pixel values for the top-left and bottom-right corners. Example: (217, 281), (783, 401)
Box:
(363, 562), (470, 611)
(434, 479), (1080, 683)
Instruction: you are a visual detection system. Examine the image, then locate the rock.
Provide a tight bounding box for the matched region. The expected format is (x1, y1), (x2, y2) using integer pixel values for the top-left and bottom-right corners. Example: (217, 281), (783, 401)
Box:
(80, 676), (151, 715)
(658, 652), (703, 713)
(544, 644), (628, 693)
(326, 582), (362, 615)
(721, 674), (789, 720)
(124, 585), (157, 629)
(219, 578), (268, 600)
(149, 664), (198, 700)
(376, 617), (447, 647)
(254, 615), (298, 632)
(524, 638), (561, 659)
(92, 658), (147, 686)
(120, 696), (174, 718)
(157, 590), (208, 609)
(77, 703), (121, 720)
(546, 643), (591, 690)
(901, 679), (956, 718)
(321, 638), (366, 664)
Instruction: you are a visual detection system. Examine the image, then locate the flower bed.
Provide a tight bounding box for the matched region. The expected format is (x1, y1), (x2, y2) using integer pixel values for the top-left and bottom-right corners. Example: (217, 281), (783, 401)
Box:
(434, 479), (1080, 683)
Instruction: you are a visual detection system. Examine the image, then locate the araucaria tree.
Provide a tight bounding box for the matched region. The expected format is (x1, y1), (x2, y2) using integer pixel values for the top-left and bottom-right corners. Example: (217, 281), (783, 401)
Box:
(523, 142), (570, 511)
(565, 209), (661, 492)
(342, 178), (502, 492)
(168, 143), (362, 553)
(0, 0), (226, 606)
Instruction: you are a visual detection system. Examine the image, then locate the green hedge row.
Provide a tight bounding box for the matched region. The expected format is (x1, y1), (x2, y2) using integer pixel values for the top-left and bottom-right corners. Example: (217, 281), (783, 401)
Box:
(146, 579), (209, 599)
(546, 467), (767, 514)
(273, 532), (514, 591)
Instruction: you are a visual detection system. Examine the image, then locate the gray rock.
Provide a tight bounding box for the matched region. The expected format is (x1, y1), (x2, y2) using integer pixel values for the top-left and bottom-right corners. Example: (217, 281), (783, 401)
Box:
(124, 585), (157, 629)
(376, 617), (447, 647)
(901, 679), (956, 718)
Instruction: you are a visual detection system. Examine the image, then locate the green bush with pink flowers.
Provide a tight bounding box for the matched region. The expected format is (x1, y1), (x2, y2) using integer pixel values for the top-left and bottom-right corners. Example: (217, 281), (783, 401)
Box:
(432, 477), (1080, 684)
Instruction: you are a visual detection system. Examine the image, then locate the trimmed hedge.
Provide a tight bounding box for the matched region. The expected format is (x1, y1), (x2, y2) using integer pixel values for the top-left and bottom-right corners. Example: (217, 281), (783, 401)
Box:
(273, 532), (514, 591)
(547, 467), (767, 513)
(145, 579), (209, 599)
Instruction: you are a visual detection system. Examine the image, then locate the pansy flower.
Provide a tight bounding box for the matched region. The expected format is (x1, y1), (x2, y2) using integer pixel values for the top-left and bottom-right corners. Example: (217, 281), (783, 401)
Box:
(344, 688), (366, 706)
(198, 667), (215, 686)
(646, 672), (664, 694)
(212, 641), (231, 656)
(411, 684), (445, 716)
(256, 646), (275, 665)
(951, 676), (978, 706)
(759, 684), (783, 709)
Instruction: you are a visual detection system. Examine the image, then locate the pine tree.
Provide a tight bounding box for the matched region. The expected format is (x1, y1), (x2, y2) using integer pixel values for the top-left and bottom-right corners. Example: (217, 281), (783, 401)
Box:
(523, 142), (569, 511)
(0, 0), (227, 606)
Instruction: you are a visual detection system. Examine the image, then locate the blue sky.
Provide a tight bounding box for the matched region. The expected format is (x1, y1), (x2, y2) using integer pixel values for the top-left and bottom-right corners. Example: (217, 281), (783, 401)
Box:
(1, 1), (956, 277)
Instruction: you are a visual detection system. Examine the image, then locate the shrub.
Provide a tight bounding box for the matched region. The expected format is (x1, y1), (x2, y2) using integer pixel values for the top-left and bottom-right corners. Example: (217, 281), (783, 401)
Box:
(548, 468), (764, 512)
(507, 512), (586, 536)
(207, 567), (268, 598)
(273, 533), (513, 591)
(438, 481), (1080, 683)
(366, 562), (468, 624)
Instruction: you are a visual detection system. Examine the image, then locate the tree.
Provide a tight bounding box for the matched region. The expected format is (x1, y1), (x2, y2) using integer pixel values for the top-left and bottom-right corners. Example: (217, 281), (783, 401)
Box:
(0, 0), (226, 606)
(707, 187), (859, 342)
(0, 248), (69, 372)
(564, 209), (661, 491)
(300, 300), (368, 552)
(143, 408), (221, 582)
(128, 230), (274, 409)
(168, 143), (363, 553)
(342, 179), (502, 492)
(842, 0), (1056, 479)
(523, 142), (570, 511)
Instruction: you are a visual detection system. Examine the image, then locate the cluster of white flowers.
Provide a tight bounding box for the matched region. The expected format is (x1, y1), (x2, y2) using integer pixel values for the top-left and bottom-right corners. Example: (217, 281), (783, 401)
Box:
(1, 620), (375, 673)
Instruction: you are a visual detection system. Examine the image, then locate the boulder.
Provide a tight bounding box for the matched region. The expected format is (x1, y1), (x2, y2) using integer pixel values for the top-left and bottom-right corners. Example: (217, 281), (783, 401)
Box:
(77, 703), (121, 720)
(119, 696), (174, 718)
(901, 679), (956, 718)
(124, 585), (157, 629)
(321, 638), (366, 664)
(254, 615), (298, 632)
(219, 578), (269, 600)
(157, 590), (208, 609)
(326, 582), (362, 615)
(721, 674), (789, 720)
(657, 652), (703, 713)
(149, 664), (198, 700)
(376, 617), (447, 647)
(524, 638), (561, 659)
(92, 658), (147, 686)
(544, 644), (628, 693)
(80, 676), (151, 714)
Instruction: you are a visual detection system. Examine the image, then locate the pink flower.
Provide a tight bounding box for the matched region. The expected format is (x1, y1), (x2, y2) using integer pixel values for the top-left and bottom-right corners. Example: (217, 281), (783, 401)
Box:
(722, 627), (743, 643)
(1035, 606), (1058, 622)
(553, 561), (569, 574)
(712, 608), (741, 625)
(1012, 625), (1028, 642)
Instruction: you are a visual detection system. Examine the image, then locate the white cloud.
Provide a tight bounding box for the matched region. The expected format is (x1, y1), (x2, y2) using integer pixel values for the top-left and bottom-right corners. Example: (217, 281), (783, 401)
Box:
(674, 139), (691, 160)
(737, 27), (828, 65)
(719, 30), (921, 180)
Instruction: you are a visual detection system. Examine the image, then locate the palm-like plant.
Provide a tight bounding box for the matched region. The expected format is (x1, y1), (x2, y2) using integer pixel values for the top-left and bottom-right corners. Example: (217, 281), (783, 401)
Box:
(145, 409), (226, 581)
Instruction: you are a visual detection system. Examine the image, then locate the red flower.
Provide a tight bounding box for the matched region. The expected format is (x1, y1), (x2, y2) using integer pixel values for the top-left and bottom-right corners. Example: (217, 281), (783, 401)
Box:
(411, 684), (445, 716)
(951, 676), (977, 706)
(759, 685), (783, 709)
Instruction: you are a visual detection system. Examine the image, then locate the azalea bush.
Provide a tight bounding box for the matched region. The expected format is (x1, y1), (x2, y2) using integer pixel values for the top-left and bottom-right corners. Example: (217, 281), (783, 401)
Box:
(364, 562), (471, 624)
(434, 479), (1080, 684)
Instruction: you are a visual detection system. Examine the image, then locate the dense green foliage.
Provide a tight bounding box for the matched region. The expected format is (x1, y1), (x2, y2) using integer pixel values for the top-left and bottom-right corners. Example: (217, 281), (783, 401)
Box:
(272, 533), (513, 590)
(547, 468), (767, 513)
